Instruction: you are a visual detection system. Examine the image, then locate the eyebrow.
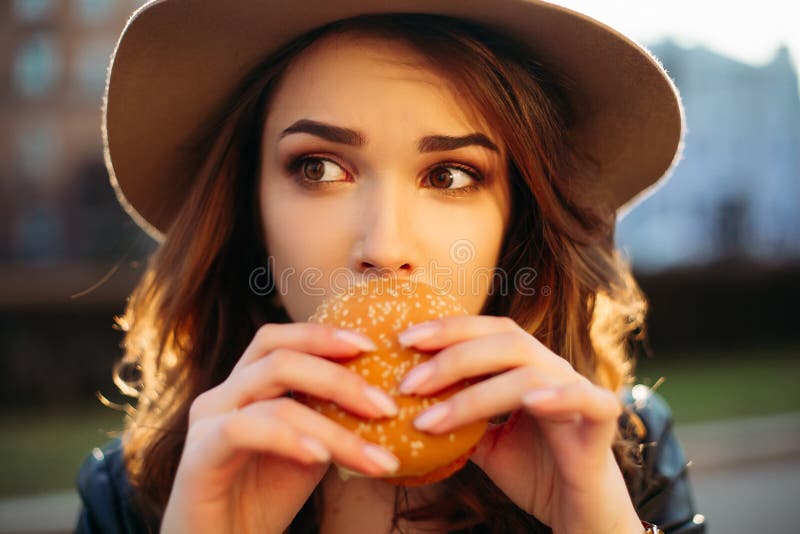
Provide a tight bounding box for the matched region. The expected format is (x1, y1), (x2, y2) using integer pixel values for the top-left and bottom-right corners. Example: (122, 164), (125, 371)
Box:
(279, 119), (499, 153)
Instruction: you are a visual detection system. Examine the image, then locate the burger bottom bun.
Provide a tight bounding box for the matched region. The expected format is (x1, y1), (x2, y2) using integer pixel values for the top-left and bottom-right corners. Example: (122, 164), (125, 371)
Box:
(382, 445), (477, 486)
(333, 444), (477, 487)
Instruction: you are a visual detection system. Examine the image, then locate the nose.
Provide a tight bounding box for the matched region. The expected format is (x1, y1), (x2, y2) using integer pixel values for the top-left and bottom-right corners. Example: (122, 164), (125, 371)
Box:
(352, 180), (417, 279)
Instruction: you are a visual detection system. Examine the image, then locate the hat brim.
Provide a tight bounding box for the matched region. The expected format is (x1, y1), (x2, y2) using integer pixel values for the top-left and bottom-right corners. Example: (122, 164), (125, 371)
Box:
(104, 0), (684, 242)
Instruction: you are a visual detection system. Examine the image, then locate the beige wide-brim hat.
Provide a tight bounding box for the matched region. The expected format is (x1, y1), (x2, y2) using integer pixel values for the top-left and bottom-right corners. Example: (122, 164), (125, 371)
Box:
(104, 0), (684, 243)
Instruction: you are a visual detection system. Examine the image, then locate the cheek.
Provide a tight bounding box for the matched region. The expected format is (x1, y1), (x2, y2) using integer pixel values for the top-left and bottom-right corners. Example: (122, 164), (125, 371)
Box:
(262, 180), (350, 265)
(421, 210), (505, 312)
(260, 187), (356, 321)
(433, 206), (505, 266)
(454, 252), (505, 315)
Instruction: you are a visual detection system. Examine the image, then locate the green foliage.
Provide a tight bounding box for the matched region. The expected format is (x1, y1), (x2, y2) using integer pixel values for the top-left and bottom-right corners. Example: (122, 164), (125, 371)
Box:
(1, 345), (798, 496)
(635, 345), (800, 424)
(0, 406), (125, 497)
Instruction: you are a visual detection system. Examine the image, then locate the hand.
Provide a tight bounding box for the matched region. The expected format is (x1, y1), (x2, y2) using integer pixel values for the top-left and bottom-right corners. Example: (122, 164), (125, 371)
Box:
(396, 316), (643, 534)
(161, 323), (402, 534)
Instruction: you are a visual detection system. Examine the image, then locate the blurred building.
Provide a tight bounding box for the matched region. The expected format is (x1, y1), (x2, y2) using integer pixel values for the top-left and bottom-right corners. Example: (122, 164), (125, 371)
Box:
(1, 2), (798, 408)
(3, 5), (799, 282)
(1, 0), (150, 307)
(617, 40), (800, 272)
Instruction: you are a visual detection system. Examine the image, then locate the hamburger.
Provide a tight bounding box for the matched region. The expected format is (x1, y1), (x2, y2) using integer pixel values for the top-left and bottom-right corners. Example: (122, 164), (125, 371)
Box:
(301, 278), (488, 486)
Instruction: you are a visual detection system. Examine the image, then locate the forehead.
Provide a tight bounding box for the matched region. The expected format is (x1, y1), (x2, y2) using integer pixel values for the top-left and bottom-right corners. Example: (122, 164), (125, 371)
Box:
(264, 33), (499, 142)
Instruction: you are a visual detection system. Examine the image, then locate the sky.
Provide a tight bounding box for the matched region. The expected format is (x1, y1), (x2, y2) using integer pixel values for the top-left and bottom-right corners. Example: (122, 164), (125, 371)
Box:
(557, 1), (800, 80)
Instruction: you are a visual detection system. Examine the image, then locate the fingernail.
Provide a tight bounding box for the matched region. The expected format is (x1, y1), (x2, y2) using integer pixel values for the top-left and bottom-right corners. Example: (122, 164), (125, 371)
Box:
(414, 402), (450, 431)
(334, 329), (378, 352)
(398, 322), (438, 347)
(364, 386), (398, 416)
(363, 444), (400, 473)
(522, 388), (558, 406)
(399, 363), (434, 394)
(299, 437), (332, 463)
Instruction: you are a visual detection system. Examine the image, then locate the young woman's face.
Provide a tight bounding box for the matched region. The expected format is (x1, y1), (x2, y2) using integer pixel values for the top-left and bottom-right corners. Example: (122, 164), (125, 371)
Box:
(259, 34), (511, 322)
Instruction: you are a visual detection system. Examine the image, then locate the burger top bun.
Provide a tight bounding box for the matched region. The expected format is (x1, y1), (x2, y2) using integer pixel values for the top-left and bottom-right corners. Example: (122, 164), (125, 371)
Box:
(301, 278), (489, 486)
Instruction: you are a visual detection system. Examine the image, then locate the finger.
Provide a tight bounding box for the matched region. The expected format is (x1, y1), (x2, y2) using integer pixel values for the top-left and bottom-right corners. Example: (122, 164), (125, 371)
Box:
(201, 399), (401, 477)
(226, 348), (398, 418)
(190, 349), (398, 422)
(522, 382), (622, 452)
(411, 366), (559, 434)
(398, 331), (573, 396)
(397, 315), (519, 350)
(234, 323), (377, 371)
(189, 409), (330, 470)
(522, 381), (622, 424)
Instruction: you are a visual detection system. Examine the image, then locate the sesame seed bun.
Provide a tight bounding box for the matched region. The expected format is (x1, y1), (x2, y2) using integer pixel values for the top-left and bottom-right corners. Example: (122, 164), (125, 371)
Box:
(301, 278), (488, 485)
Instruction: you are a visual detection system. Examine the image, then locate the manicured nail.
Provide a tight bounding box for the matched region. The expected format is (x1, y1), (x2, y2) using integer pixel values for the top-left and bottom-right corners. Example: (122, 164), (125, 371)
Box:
(399, 363), (434, 394)
(363, 444), (400, 473)
(299, 437), (332, 463)
(414, 402), (450, 431)
(364, 386), (398, 416)
(522, 388), (558, 406)
(398, 322), (438, 347)
(334, 329), (378, 352)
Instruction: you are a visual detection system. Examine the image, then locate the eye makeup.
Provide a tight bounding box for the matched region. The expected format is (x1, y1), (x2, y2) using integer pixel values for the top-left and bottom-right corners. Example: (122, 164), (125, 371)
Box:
(283, 153), (487, 197)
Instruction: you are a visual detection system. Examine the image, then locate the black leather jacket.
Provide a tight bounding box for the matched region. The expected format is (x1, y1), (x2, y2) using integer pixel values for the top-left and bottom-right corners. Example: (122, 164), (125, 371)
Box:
(75, 386), (706, 533)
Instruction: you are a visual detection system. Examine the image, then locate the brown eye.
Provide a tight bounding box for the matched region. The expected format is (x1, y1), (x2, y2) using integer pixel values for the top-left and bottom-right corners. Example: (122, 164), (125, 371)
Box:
(303, 159), (326, 181)
(291, 156), (349, 183)
(425, 164), (482, 193)
(429, 168), (454, 189)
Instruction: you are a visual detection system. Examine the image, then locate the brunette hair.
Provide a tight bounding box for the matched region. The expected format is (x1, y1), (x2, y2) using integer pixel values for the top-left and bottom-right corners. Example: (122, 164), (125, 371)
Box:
(113, 13), (649, 533)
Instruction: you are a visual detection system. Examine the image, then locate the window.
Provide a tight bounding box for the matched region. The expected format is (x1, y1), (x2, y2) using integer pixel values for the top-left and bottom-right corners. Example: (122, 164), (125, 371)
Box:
(15, 122), (61, 181)
(75, 0), (115, 26)
(13, 0), (56, 23)
(13, 34), (61, 98)
(75, 38), (114, 99)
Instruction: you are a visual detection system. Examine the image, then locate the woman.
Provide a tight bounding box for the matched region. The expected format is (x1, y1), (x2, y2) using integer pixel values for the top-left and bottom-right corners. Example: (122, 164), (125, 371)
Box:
(77, 1), (704, 533)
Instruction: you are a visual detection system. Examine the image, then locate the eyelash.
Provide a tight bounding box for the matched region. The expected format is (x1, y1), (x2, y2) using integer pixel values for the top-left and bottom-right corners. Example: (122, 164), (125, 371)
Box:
(284, 154), (485, 197)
